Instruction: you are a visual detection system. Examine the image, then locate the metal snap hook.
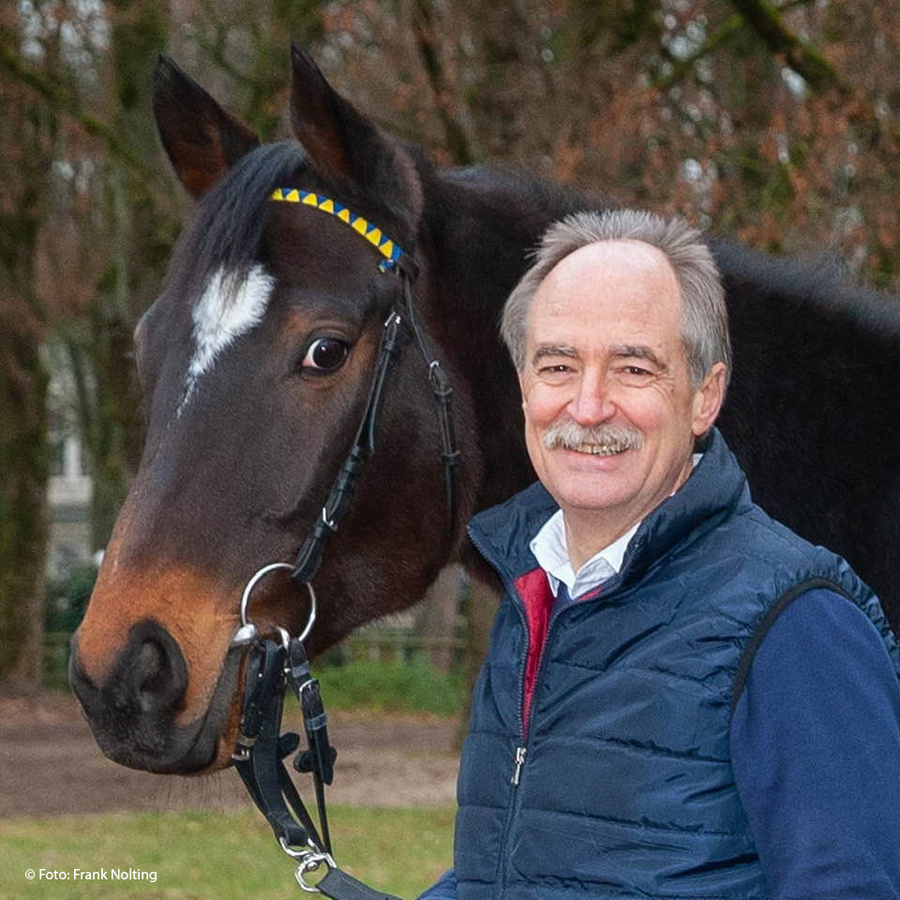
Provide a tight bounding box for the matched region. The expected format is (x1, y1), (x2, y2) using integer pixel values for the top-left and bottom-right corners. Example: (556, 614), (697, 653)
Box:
(294, 854), (336, 893)
(277, 838), (336, 893)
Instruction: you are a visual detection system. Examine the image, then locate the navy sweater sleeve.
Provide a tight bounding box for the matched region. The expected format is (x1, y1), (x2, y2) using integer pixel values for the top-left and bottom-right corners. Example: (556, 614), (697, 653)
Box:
(730, 588), (900, 899)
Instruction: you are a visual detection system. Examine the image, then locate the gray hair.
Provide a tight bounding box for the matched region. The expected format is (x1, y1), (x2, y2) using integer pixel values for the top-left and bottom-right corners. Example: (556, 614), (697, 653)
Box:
(501, 209), (731, 389)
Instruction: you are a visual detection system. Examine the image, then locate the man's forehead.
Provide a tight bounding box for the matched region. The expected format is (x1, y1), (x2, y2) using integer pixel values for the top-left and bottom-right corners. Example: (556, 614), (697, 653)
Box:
(524, 239), (685, 362)
(530, 240), (681, 321)
(541, 239), (678, 291)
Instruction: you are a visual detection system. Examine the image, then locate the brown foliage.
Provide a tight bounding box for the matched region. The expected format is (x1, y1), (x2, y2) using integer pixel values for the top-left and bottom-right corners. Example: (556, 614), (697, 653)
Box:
(310, 0), (900, 288)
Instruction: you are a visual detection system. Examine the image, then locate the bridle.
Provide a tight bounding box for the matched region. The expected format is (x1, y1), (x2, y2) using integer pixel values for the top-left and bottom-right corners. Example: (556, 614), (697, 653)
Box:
(281, 193), (459, 582)
(228, 189), (459, 897)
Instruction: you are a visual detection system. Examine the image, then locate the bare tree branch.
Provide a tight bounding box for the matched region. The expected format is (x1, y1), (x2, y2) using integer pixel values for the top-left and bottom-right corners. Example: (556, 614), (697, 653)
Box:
(653, 14), (744, 93)
(653, 0), (816, 93)
(0, 31), (153, 177)
(728, 0), (849, 94)
(410, 0), (476, 165)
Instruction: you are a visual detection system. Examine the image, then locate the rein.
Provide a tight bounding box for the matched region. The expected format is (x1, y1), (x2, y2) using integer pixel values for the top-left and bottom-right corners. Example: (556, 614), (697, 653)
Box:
(228, 190), (460, 897)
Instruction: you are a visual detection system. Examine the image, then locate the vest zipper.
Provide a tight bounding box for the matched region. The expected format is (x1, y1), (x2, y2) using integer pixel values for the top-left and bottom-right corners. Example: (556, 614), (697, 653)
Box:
(465, 524), (569, 896)
(500, 602), (566, 895)
(511, 746), (527, 786)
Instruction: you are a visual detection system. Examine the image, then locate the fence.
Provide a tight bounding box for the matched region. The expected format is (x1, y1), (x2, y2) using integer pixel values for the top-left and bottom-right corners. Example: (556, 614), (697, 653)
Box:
(328, 626), (466, 668)
(43, 621), (466, 689)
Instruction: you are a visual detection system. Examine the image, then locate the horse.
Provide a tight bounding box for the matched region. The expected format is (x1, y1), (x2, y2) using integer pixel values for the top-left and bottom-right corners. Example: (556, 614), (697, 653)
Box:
(70, 45), (900, 776)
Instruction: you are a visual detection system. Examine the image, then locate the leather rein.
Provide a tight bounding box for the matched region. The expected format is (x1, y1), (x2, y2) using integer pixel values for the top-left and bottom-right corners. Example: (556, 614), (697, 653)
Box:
(228, 190), (459, 897)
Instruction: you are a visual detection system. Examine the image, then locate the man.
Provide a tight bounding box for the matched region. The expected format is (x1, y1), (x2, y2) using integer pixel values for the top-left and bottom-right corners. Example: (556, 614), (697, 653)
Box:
(421, 210), (900, 899)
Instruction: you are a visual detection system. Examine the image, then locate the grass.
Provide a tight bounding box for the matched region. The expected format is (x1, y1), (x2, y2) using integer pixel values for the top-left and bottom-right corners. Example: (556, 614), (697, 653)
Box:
(314, 659), (467, 717)
(0, 806), (455, 899)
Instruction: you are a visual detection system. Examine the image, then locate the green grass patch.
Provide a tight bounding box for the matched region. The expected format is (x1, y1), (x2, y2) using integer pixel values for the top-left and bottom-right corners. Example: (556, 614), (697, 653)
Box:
(0, 806), (454, 899)
(315, 659), (466, 716)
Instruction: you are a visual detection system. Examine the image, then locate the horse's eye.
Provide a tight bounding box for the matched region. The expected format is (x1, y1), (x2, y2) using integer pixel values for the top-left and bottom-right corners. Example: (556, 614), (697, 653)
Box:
(302, 337), (349, 372)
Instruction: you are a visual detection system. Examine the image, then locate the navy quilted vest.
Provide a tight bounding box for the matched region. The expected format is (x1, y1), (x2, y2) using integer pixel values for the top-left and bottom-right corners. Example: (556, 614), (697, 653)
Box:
(455, 429), (899, 900)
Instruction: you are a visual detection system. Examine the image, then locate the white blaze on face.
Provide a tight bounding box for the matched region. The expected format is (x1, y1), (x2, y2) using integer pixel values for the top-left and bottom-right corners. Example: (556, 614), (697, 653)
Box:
(178, 264), (275, 415)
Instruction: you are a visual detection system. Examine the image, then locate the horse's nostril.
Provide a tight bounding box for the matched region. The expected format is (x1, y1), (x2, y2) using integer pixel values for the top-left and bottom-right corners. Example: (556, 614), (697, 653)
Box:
(126, 624), (188, 716)
(135, 640), (166, 711)
(70, 618), (217, 772)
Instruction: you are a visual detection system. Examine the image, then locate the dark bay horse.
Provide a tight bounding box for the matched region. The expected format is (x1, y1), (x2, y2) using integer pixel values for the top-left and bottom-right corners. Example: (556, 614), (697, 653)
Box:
(70, 46), (900, 775)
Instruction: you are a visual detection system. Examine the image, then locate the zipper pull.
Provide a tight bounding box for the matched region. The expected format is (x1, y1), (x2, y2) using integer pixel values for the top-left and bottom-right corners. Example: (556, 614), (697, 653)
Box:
(511, 746), (527, 786)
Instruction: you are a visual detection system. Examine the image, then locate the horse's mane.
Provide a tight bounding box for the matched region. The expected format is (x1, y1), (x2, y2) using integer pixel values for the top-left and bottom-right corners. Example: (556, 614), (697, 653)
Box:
(164, 141), (308, 305)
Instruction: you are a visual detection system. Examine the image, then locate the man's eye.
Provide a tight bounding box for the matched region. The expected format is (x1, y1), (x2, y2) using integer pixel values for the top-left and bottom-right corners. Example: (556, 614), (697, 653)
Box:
(619, 365), (655, 383)
(302, 337), (349, 372)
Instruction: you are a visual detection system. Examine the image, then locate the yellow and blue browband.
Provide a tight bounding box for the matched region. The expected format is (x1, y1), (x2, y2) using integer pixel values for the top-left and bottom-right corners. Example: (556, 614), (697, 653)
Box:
(271, 188), (405, 273)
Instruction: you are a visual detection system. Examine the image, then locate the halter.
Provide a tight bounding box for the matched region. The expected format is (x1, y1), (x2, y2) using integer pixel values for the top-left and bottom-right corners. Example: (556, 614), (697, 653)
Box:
(229, 189), (460, 897)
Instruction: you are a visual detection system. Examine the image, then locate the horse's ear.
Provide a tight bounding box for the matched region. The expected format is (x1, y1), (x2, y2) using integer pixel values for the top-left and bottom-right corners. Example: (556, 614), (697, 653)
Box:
(289, 45), (421, 218)
(152, 55), (259, 200)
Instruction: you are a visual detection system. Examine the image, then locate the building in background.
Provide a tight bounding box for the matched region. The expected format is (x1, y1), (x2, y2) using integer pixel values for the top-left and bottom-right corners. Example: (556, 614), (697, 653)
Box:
(47, 361), (92, 578)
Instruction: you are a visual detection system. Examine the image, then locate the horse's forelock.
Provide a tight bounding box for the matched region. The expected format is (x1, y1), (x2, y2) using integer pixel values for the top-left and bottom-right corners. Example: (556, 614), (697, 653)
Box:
(164, 140), (308, 309)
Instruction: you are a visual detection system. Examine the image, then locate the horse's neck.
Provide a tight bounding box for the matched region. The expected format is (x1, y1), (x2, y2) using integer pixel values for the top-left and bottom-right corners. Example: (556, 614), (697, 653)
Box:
(422, 168), (588, 514)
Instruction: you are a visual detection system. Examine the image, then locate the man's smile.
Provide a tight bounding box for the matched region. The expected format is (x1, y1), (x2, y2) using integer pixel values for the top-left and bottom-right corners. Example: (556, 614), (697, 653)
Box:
(569, 442), (631, 456)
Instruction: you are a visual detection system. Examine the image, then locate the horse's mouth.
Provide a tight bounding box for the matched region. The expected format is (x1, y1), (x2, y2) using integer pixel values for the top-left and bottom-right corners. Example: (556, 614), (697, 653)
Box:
(70, 641), (246, 775)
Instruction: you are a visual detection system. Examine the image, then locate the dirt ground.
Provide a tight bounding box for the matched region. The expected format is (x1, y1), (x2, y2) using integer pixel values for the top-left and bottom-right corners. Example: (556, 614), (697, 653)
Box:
(0, 693), (459, 819)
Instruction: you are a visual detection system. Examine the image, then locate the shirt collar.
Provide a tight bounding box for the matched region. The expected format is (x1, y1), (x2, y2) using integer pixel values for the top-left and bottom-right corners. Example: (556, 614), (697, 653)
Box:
(530, 511), (638, 598)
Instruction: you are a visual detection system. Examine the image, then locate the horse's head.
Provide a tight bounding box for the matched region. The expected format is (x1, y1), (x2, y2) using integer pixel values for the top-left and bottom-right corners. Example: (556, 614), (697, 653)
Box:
(69, 47), (477, 774)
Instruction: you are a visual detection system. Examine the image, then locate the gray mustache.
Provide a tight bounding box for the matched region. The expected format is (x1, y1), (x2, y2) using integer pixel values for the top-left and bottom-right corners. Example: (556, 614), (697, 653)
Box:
(542, 421), (644, 452)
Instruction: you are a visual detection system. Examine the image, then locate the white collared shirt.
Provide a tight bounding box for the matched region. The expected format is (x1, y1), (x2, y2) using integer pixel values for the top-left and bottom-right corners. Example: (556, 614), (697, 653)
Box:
(530, 512), (638, 599)
(529, 453), (703, 600)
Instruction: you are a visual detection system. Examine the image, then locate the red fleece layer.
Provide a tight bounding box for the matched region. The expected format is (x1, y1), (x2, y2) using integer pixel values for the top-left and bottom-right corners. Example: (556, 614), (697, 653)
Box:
(514, 569), (602, 738)
(515, 569), (553, 737)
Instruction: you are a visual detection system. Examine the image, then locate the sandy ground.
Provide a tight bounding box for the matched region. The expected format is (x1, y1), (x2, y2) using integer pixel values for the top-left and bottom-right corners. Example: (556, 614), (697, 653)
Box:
(0, 693), (459, 819)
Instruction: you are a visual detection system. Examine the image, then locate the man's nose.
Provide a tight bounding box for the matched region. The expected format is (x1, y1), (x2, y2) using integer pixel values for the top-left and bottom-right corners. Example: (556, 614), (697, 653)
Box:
(569, 370), (616, 424)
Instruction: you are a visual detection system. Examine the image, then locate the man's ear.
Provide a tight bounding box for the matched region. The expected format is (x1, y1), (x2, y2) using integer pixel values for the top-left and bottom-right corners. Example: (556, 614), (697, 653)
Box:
(691, 362), (728, 437)
(152, 55), (259, 200)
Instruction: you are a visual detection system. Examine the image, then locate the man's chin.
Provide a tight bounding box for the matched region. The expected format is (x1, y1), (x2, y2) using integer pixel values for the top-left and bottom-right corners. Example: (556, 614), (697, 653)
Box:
(547, 450), (641, 501)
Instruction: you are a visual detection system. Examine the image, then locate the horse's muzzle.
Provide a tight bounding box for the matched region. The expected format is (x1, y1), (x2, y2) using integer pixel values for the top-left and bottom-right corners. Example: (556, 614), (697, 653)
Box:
(69, 618), (236, 774)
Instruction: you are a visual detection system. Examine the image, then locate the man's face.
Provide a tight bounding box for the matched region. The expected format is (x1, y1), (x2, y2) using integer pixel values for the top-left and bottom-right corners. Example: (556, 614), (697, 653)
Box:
(518, 240), (725, 545)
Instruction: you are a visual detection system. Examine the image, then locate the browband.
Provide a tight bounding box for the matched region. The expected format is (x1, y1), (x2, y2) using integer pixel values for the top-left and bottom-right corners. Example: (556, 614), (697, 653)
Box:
(271, 188), (406, 273)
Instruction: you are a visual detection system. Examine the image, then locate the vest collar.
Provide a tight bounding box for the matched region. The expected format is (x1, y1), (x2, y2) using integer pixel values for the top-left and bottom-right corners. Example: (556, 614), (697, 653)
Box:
(468, 428), (751, 588)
